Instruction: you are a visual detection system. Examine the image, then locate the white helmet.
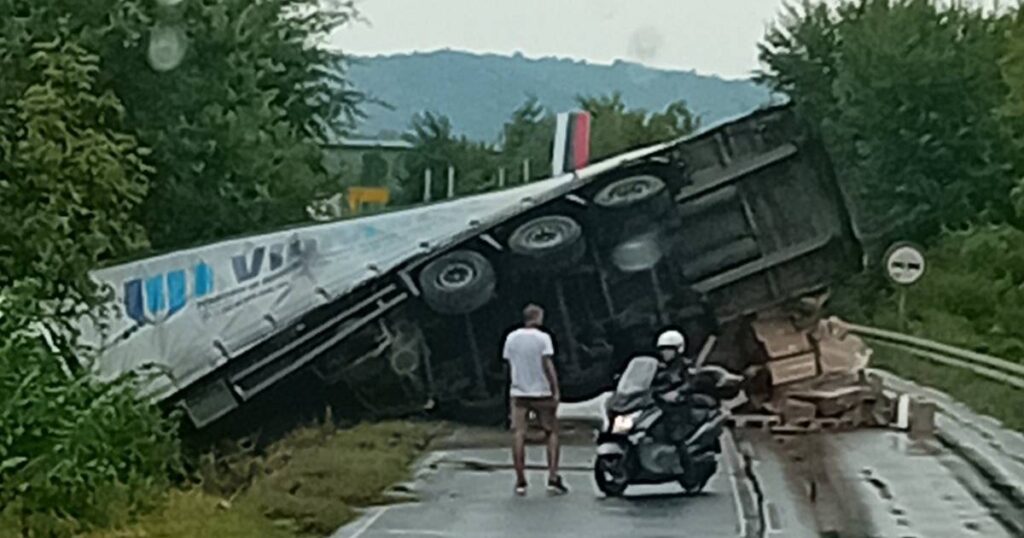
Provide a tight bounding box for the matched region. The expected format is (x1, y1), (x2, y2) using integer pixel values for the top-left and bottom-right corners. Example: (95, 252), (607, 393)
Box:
(656, 330), (686, 351)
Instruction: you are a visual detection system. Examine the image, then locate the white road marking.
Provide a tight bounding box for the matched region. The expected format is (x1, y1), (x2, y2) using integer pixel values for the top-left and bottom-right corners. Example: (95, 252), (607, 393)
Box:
(721, 430), (749, 538)
(347, 506), (391, 538)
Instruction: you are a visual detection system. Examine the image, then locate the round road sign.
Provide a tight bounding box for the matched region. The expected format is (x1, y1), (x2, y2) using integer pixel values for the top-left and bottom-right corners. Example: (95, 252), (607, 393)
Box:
(884, 242), (926, 286)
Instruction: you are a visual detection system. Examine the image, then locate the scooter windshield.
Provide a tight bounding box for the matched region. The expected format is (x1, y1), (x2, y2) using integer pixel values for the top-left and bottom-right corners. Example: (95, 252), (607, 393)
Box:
(615, 356), (660, 395)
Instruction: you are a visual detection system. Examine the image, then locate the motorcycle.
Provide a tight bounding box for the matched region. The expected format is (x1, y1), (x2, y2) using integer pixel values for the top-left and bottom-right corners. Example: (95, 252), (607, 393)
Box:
(593, 355), (742, 497)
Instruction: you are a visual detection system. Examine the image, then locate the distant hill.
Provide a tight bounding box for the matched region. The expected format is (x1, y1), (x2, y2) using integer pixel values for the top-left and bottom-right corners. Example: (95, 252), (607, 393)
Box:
(345, 50), (772, 142)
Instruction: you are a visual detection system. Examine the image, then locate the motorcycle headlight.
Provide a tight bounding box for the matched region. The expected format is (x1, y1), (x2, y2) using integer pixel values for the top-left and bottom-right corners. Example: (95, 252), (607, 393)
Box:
(611, 411), (641, 434)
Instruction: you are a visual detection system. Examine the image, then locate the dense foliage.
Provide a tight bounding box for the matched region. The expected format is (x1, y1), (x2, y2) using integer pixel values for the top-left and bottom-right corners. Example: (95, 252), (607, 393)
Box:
(3, 0), (364, 253)
(0, 27), (179, 536)
(758, 0), (1024, 364)
(0, 1), (362, 534)
(759, 0), (1017, 252)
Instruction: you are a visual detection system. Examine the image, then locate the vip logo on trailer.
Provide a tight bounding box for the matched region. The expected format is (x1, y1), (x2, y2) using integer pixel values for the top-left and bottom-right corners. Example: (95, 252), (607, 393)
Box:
(121, 236), (316, 326)
(123, 262), (214, 325)
(230, 237), (316, 284)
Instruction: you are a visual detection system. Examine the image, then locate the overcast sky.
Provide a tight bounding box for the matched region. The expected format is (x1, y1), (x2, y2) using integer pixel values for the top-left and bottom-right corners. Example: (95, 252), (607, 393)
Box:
(329, 0), (997, 80)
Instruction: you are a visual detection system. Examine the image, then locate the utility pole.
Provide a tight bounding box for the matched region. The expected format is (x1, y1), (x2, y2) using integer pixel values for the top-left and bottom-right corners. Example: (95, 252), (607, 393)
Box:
(522, 158), (531, 183)
(498, 167), (506, 188)
(447, 165), (455, 198)
(423, 168), (432, 202)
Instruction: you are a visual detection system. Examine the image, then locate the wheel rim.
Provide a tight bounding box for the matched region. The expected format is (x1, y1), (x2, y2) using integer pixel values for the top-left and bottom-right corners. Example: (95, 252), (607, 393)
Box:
(437, 261), (476, 290)
(596, 175), (664, 208)
(510, 216), (579, 252)
(526, 223), (564, 248)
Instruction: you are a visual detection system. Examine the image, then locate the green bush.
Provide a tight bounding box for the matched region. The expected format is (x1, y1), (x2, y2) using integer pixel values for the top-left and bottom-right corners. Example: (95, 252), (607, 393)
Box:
(759, 0), (1017, 247)
(0, 25), (181, 537)
(0, 327), (181, 536)
(834, 224), (1024, 361)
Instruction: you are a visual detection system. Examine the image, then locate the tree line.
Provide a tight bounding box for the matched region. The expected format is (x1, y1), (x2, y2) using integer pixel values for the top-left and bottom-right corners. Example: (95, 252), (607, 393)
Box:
(759, 0), (1024, 357)
(394, 93), (700, 204)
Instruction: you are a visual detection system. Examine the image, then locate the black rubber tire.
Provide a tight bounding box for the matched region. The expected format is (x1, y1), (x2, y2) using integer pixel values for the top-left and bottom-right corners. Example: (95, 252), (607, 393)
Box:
(594, 455), (629, 497)
(418, 250), (496, 315)
(590, 175), (675, 249)
(507, 215), (586, 271)
(592, 174), (673, 216)
(680, 459), (716, 495)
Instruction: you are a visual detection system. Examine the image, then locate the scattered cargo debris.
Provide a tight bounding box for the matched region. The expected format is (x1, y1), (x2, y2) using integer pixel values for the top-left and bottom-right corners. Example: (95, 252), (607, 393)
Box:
(720, 294), (938, 435)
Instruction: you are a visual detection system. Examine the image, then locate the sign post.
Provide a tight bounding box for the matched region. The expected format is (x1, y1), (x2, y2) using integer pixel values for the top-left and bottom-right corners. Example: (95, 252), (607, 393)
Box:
(883, 242), (926, 331)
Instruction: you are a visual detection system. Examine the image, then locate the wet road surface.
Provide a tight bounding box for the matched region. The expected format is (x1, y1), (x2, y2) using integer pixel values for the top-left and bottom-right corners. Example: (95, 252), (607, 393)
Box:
(332, 445), (744, 538)
(332, 390), (1020, 538)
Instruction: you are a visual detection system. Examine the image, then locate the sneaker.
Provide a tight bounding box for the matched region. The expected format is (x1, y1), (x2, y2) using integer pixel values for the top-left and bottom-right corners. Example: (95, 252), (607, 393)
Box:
(547, 475), (569, 495)
(514, 481), (527, 496)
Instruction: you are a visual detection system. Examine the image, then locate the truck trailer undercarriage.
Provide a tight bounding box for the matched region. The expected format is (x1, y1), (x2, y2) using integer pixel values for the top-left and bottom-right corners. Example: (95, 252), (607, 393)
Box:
(85, 104), (864, 430)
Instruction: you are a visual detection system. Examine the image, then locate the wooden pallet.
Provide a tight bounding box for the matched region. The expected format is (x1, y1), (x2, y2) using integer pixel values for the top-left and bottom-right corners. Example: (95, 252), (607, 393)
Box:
(728, 413), (782, 430)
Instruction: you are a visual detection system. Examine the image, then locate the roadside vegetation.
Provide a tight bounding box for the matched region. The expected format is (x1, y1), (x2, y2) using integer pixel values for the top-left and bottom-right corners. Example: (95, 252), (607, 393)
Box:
(79, 421), (433, 538)
(758, 0), (1024, 429)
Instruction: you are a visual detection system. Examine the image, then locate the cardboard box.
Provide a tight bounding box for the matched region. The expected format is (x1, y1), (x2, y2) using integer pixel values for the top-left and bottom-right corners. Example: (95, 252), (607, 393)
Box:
(766, 352), (819, 385)
(752, 318), (814, 358)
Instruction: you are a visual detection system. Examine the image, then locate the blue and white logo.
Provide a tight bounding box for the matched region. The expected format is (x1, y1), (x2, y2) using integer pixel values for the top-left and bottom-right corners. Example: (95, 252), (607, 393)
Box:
(123, 262), (214, 325)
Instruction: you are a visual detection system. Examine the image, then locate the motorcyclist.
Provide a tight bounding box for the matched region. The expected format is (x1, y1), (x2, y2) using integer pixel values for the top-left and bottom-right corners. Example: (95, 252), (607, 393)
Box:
(652, 329), (692, 443)
(653, 329), (689, 395)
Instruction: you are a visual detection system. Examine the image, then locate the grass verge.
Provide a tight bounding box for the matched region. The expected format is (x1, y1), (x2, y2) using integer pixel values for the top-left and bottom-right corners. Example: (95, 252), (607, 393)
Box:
(873, 348), (1024, 432)
(80, 421), (433, 538)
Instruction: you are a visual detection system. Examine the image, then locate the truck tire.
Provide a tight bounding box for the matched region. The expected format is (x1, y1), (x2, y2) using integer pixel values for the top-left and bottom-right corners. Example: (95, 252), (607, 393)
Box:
(419, 250), (496, 315)
(592, 174), (673, 216)
(507, 215), (585, 271)
(591, 174), (675, 249)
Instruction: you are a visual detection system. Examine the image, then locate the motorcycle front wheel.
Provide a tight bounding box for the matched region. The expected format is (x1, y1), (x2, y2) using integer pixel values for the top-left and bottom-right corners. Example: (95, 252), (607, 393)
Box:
(594, 455), (629, 497)
(679, 459), (716, 494)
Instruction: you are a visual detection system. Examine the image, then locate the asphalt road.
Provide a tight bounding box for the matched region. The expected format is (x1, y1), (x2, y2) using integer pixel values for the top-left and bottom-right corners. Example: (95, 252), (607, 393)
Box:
(331, 393), (1019, 538)
(332, 445), (744, 538)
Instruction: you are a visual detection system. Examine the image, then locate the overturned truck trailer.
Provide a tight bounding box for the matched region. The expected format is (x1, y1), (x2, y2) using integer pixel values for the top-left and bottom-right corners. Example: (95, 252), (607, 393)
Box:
(81, 104), (863, 429)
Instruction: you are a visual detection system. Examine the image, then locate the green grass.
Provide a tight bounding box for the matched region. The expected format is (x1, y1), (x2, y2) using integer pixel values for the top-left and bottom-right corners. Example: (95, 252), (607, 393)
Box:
(873, 348), (1024, 432)
(4, 421), (433, 538)
(240, 421), (432, 535)
(78, 489), (295, 538)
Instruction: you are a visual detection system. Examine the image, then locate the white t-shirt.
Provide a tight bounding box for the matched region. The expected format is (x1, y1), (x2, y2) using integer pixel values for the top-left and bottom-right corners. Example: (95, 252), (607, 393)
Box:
(503, 327), (555, 397)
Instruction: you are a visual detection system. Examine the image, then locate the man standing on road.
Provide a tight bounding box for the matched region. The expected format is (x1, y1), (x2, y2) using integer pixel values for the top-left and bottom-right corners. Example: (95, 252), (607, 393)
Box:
(503, 304), (569, 496)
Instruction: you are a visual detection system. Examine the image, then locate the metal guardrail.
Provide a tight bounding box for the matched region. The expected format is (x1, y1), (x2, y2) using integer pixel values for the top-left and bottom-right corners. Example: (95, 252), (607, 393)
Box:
(846, 323), (1024, 390)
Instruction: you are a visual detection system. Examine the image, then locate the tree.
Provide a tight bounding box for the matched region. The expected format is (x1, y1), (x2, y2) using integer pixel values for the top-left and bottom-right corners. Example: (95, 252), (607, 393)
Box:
(400, 112), (500, 202)
(499, 96), (556, 181)
(105, 0), (365, 250)
(0, 29), (178, 535)
(577, 93), (700, 161)
(0, 0), (365, 252)
(360, 151), (390, 186)
(758, 0), (1015, 248)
